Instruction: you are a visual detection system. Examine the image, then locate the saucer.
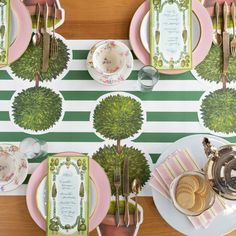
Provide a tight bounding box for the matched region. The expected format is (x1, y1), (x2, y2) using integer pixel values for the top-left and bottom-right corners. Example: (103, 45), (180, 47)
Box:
(0, 157), (28, 192)
(0, 144), (28, 192)
(87, 40), (133, 86)
(0, 144), (18, 185)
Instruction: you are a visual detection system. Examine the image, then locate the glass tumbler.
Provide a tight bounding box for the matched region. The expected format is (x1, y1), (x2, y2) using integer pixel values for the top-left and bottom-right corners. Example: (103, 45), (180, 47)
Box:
(138, 65), (160, 92)
(19, 137), (48, 159)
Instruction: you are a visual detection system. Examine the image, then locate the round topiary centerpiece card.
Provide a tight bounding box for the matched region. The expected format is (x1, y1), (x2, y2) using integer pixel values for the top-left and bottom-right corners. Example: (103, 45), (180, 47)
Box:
(195, 43), (236, 84)
(199, 88), (236, 135)
(10, 35), (70, 81)
(11, 86), (63, 133)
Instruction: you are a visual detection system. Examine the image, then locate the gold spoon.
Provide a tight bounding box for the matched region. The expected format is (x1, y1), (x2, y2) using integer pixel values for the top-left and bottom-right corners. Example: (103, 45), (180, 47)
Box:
(32, 3), (41, 47)
(213, 2), (222, 47)
(132, 178), (141, 227)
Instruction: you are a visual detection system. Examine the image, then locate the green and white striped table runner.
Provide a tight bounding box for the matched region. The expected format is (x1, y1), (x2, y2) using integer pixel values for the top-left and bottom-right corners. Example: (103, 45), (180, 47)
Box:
(0, 39), (235, 196)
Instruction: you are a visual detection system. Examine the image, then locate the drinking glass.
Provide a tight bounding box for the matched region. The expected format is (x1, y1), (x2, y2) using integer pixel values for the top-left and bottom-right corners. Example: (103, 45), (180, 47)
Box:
(19, 137), (47, 159)
(138, 65), (159, 92)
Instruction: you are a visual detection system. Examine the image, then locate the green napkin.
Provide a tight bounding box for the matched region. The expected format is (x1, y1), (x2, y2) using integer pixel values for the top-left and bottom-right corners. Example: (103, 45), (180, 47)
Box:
(47, 155), (89, 236)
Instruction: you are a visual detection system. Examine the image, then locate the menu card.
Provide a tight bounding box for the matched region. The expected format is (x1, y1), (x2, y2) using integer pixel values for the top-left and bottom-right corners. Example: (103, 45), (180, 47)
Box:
(0, 0), (10, 65)
(150, 0), (192, 70)
(47, 155), (89, 236)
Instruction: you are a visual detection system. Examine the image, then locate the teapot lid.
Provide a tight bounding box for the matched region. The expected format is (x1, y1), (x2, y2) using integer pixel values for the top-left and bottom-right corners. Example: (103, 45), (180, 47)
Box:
(203, 138), (236, 201)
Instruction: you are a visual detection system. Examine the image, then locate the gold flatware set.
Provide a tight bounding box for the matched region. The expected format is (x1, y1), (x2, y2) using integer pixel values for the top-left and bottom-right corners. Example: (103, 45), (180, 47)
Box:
(113, 157), (141, 228)
(213, 2), (222, 46)
(213, 2), (236, 88)
(132, 178), (141, 227)
(32, 3), (59, 75)
(230, 2), (236, 56)
(114, 166), (121, 227)
(222, 2), (230, 89)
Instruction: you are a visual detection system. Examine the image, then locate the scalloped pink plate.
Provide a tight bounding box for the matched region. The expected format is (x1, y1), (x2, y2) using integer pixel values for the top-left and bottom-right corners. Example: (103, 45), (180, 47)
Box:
(26, 152), (111, 232)
(1, 0), (32, 67)
(129, 0), (213, 75)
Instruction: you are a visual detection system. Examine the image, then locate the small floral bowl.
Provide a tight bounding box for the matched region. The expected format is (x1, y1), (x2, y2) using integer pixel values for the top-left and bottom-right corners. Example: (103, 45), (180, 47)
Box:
(92, 40), (126, 76)
(0, 152), (16, 185)
(169, 171), (215, 216)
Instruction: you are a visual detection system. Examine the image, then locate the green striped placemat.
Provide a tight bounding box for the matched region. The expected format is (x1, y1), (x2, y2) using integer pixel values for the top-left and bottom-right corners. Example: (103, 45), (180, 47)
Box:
(0, 39), (235, 196)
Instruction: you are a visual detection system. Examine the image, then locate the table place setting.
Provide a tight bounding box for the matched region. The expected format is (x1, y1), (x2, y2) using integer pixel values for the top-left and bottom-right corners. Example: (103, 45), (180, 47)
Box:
(1, 0), (236, 236)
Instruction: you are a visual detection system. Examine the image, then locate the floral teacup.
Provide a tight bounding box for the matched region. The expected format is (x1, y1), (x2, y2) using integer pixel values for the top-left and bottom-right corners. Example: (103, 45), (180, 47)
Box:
(92, 40), (126, 76)
(0, 152), (16, 185)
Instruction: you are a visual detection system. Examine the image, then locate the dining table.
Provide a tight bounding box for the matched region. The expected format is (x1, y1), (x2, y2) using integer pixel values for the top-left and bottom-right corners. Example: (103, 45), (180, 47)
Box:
(0, 0), (236, 236)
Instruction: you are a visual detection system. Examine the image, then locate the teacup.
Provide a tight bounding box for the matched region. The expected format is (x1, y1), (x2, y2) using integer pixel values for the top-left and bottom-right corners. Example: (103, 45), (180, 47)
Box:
(0, 152), (16, 185)
(169, 171), (215, 216)
(92, 41), (125, 76)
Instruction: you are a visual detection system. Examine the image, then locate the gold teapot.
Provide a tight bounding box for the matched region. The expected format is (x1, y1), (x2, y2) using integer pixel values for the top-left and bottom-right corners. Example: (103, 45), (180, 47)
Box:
(203, 138), (236, 201)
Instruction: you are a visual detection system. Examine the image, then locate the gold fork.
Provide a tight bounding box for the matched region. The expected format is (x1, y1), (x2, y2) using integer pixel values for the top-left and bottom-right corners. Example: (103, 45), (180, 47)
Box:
(50, 3), (58, 59)
(230, 2), (236, 57)
(114, 166), (121, 227)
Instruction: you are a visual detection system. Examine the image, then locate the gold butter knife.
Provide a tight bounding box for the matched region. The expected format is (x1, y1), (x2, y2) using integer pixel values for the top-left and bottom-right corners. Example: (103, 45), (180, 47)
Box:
(41, 3), (50, 72)
(123, 156), (129, 227)
(222, 2), (229, 89)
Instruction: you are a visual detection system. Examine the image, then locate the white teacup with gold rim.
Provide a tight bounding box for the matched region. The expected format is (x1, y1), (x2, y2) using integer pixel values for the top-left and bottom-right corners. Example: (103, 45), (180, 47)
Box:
(0, 152), (16, 185)
(92, 41), (126, 76)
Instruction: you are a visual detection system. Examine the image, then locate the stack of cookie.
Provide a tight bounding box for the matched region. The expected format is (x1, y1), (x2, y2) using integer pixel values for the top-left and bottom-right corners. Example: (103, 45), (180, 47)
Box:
(176, 175), (209, 213)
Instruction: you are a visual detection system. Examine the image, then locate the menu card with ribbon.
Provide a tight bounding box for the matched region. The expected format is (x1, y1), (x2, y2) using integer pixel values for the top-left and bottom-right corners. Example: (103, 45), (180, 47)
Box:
(0, 0), (10, 65)
(47, 155), (89, 236)
(150, 0), (192, 70)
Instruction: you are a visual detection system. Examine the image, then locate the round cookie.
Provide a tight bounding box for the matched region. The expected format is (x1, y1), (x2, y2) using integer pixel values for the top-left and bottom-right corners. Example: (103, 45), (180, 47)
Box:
(176, 186), (193, 196)
(178, 175), (200, 192)
(176, 191), (195, 209)
(198, 184), (209, 197)
(189, 194), (206, 213)
(195, 176), (205, 192)
(195, 176), (209, 197)
(177, 182), (196, 192)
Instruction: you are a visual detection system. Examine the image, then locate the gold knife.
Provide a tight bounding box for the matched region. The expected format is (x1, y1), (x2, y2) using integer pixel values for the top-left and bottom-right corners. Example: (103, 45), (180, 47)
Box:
(123, 156), (129, 227)
(222, 2), (229, 89)
(41, 3), (50, 72)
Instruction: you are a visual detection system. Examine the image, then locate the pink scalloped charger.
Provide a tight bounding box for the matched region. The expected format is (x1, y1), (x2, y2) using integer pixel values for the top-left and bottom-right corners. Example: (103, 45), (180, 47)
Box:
(26, 152), (111, 232)
(129, 0), (213, 75)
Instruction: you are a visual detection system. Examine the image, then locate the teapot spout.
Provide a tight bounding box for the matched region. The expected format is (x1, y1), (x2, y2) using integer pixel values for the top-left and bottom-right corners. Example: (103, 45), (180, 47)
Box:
(202, 137), (219, 161)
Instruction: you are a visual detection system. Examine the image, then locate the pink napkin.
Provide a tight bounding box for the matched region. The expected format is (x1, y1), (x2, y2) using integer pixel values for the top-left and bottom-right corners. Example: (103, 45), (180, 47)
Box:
(149, 149), (225, 229)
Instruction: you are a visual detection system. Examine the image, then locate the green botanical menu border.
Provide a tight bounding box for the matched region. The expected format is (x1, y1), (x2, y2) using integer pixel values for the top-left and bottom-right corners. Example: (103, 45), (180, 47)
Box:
(46, 155), (89, 236)
(150, 0), (192, 70)
(0, 0), (10, 64)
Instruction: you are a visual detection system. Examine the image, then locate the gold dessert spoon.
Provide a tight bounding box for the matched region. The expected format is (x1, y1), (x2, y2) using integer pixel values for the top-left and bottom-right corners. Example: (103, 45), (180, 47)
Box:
(132, 178), (141, 227)
(213, 2), (223, 47)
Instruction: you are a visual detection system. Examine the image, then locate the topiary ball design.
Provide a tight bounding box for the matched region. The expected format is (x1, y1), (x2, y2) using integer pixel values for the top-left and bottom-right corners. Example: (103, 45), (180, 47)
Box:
(12, 87), (62, 131)
(10, 36), (69, 81)
(195, 42), (236, 83)
(200, 88), (236, 134)
(93, 95), (143, 140)
(92, 145), (150, 195)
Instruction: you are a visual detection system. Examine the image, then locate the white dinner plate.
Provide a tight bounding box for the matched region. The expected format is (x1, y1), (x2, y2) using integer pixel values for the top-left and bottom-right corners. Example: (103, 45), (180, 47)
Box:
(152, 134), (236, 236)
(10, 8), (17, 45)
(36, 176), (97, 219)
(140, 11), (201, 53)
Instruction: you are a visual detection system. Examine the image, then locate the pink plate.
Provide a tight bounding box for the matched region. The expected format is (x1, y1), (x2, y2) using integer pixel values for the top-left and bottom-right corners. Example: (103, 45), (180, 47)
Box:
(129, 0), (213, 75)
(5, 0), (32, 66)
(26, 152), (111, 232)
